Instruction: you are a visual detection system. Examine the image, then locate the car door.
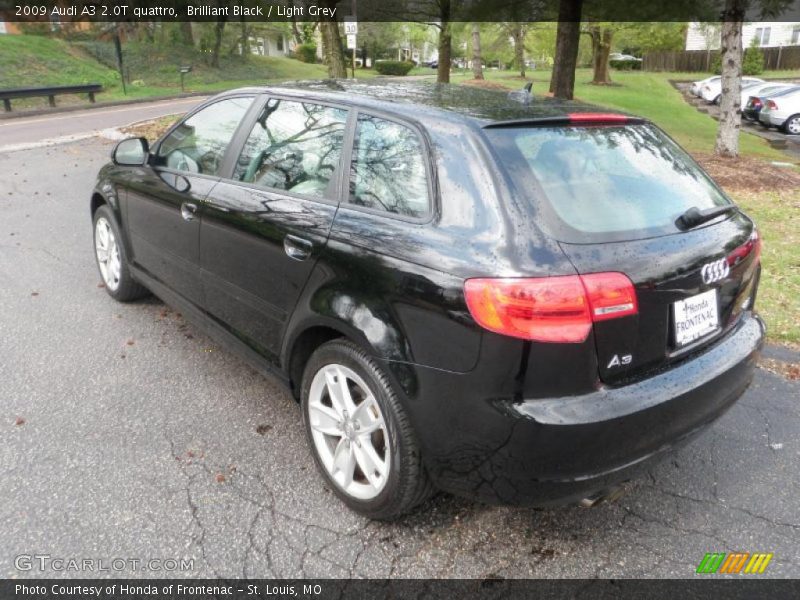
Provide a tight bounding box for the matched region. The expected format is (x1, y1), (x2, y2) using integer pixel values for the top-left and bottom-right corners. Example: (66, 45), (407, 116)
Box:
(199, 96), (350, 363)
(124, 95), (256, 305)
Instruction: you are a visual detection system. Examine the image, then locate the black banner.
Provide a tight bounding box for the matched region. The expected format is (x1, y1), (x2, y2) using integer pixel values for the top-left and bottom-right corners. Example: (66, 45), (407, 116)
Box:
(3, 0), (800, 23)
(2, 579), (800, 600)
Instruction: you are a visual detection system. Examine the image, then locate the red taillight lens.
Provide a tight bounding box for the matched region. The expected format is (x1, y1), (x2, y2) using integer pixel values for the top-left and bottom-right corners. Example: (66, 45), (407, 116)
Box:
(753, 99), (762, 108)
(464, 273), (637, 343)
(581, 272), (639, 322)
(766, 100), (778, 109)
(568, 112), (628, 123)
(727, 229), (761, 266)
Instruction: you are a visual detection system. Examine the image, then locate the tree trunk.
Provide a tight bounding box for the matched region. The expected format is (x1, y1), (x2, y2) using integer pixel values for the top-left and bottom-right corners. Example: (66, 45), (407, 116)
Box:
(549, 0), (583, 99)
(437, 24), (452, 83)
(715, 18), (744, 157)
(211, 19), (226, 68)
(240, 19), (249, 57)
(471, 24), (483, 80)
(514, 24), (526, 78)
(179, 22), (194, 46)
(591, 27), (613, 84)
(436, 0), (451, 83)
(320, 20), (347, 78)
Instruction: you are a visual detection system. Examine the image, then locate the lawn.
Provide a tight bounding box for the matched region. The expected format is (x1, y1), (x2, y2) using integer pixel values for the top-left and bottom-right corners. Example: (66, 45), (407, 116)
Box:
(447, 68), (800, 161)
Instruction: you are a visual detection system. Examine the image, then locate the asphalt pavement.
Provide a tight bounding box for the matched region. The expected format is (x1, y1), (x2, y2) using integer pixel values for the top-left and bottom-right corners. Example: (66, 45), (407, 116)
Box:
(0, 123), (799, 578)
(0, 96), (207, 150)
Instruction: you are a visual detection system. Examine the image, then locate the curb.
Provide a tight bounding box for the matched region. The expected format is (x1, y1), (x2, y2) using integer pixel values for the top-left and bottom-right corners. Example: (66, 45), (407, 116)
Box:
(0, 91), (211, 121)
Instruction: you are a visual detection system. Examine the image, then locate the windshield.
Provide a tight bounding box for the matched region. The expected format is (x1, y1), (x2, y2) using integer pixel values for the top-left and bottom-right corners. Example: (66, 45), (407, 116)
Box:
(485, 123), (730, 243)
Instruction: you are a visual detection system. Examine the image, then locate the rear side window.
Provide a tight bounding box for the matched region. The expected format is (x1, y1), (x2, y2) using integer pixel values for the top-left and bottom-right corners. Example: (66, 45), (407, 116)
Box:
(485, 124), (730, 243)
(233, 99), (348, 199)
(158, 97), (253, 176)
(347, 114), (430, 218)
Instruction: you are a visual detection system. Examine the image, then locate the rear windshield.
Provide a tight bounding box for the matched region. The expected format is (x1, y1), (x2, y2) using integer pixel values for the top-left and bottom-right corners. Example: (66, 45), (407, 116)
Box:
(485, 124), (730, 243)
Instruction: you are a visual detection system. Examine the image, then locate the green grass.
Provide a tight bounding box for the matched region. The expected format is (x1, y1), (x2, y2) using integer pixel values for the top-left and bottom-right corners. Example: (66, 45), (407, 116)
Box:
(734, 191), (800, 346)
(448, 68), (794, 161)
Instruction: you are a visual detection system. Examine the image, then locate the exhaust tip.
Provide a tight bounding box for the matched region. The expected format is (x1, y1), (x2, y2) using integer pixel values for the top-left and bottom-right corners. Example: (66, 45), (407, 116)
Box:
(579, 483), (629, 508)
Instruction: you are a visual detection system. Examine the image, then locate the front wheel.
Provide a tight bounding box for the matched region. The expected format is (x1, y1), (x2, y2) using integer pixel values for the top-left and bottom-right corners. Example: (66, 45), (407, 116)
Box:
(93, 205), (149, 302)
(301, 340), (433, 519)
(782, 114), (800, 135)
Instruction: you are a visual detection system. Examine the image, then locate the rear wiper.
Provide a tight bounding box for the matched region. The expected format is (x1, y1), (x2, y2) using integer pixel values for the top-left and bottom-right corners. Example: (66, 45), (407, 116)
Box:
(675, 205), (738, 231)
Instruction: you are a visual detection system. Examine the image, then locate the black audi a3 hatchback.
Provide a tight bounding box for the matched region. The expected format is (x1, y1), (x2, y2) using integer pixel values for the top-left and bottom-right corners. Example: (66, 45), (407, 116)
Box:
(91, 81), (764, 519)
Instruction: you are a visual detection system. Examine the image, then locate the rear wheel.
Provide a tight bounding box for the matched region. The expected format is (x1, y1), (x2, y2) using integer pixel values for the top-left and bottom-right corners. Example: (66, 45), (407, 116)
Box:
(301, 339), (432, 519)
(93, 205), (149, 302)
(782, 114), (800, 134)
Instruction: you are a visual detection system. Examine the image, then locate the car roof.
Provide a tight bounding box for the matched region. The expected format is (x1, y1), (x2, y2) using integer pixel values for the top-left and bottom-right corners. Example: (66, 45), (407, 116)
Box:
(213, 80), (633, 127)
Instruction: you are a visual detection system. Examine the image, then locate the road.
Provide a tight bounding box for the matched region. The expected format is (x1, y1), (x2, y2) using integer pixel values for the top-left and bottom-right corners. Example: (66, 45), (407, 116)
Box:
(0, 96), (207, 150)
(0, 130), (799, 579)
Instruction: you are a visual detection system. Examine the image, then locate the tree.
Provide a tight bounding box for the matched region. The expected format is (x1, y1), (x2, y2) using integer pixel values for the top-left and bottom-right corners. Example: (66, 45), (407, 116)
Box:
(471, 24), (484, 80)
(436, 2), (452, 83)
(583, 22), (623, 85)
(715, 1), (746, 157)
(549, 0), (584, 99)
(320, 23), (347, 77)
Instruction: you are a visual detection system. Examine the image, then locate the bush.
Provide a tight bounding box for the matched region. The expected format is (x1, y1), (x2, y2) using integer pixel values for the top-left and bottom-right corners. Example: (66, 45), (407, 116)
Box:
(374, 60), (415, 76)
(294, 43), (317, 64)
(710, 43), (764, 76)
(742, 43), (765, 76)
(609, 59), (642, 71)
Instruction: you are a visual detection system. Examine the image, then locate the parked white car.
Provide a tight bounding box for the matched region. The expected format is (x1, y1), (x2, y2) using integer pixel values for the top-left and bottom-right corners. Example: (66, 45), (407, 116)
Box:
(758, 89), (800, 133)
(701, 77), (765, 104)
(690, 76), (719, 96)
(740, 82), (792, 108)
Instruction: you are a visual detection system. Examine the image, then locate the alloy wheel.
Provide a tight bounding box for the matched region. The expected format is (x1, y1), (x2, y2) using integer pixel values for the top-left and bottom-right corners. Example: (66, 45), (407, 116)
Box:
(95, 217), (121, 291)
(307, 363), (390, 500)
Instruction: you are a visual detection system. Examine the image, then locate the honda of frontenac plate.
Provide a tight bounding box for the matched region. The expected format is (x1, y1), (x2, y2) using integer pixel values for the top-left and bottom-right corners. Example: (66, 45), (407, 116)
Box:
(91, 81), (765, 519)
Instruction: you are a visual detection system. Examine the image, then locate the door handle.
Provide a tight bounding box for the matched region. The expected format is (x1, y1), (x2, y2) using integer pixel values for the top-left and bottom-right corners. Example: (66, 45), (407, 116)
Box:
(284, 234), (313, 261)
(180, 202), (198, 222)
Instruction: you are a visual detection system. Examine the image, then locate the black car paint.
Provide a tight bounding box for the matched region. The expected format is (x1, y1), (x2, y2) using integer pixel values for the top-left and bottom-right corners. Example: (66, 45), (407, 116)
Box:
(92, 82), (765, 505)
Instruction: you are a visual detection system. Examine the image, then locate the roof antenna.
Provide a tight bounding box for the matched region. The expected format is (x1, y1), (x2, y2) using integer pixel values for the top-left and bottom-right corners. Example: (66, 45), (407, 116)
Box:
(508, 82), (533, 105)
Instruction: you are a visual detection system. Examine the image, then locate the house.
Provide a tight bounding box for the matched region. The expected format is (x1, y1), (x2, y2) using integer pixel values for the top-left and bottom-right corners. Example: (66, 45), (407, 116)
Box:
(247, 31), (291, 57)
(685, 22), (800, 50)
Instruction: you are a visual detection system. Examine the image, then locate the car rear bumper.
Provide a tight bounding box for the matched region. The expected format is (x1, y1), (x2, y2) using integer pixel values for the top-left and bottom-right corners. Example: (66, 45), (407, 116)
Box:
(402, 312), (765, 506)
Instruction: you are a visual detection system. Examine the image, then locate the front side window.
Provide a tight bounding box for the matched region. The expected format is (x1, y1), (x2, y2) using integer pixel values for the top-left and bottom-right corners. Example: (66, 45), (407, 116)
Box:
(158, 97), (253, 176)
(347, 114), (429, 218)
(234, 99), (348, 198)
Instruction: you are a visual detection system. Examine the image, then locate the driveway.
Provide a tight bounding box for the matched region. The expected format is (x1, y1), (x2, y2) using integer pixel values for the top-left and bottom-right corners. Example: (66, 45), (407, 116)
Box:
(1, 136), (799, 579)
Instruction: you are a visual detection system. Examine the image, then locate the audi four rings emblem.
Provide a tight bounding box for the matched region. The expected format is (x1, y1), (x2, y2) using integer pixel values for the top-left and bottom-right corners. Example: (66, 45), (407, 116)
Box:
(701, 258), (730, 284)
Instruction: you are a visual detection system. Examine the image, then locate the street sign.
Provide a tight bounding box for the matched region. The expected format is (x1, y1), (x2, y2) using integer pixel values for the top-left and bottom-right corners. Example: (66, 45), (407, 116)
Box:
(344, 17), (358, 35)
(346, 34), (357, 50)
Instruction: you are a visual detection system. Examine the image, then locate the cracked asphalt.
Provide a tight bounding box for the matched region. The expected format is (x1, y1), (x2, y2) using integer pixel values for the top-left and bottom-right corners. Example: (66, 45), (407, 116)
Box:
(1, 137), (799, 580)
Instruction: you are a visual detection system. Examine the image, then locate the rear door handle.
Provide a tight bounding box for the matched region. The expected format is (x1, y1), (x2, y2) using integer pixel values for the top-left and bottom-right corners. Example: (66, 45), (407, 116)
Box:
(284, 234), (313, 261)
(181, 202), (198, 222)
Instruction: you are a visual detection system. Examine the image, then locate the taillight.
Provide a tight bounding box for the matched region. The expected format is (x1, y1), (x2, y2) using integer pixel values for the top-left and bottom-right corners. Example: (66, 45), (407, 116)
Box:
(766, 100), (778, 110)
(464, 273), (637, 343)
(753, 98), (762, 108)
(727, 229), (761, 266)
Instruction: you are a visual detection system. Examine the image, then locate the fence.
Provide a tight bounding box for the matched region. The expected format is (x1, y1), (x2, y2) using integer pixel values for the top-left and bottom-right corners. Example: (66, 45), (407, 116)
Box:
(643, 46), (800, 72)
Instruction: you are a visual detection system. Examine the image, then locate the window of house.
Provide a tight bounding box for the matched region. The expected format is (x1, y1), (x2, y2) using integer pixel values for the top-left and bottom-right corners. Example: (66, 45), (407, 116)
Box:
(277, 36), (284, 52)
(754, 27), (771, 46)
(792, 26), (800, 45)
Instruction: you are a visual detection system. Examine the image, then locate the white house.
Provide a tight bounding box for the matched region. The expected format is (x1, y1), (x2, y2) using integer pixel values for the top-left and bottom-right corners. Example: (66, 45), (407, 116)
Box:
(686, 22), (800, 50)
(247, 32), (291, 57)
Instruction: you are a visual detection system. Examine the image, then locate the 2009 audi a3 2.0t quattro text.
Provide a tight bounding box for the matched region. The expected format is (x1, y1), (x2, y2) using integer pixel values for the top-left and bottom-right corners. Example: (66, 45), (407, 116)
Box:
(90, 81), (765, 519)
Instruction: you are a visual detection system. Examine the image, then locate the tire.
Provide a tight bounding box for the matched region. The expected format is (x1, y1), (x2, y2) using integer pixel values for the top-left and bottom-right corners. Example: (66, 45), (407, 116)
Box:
(92, 204), (149, 302)
(782, 114), (800, 135)
(301, 339), (433, 519)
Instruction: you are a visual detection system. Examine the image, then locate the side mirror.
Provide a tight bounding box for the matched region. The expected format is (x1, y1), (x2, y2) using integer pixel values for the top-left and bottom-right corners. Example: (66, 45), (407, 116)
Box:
(112, 137), (149, 166)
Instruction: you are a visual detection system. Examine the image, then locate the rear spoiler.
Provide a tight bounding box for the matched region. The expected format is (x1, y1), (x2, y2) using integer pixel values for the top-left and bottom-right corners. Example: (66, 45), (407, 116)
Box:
(483, 114), (648, 129)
